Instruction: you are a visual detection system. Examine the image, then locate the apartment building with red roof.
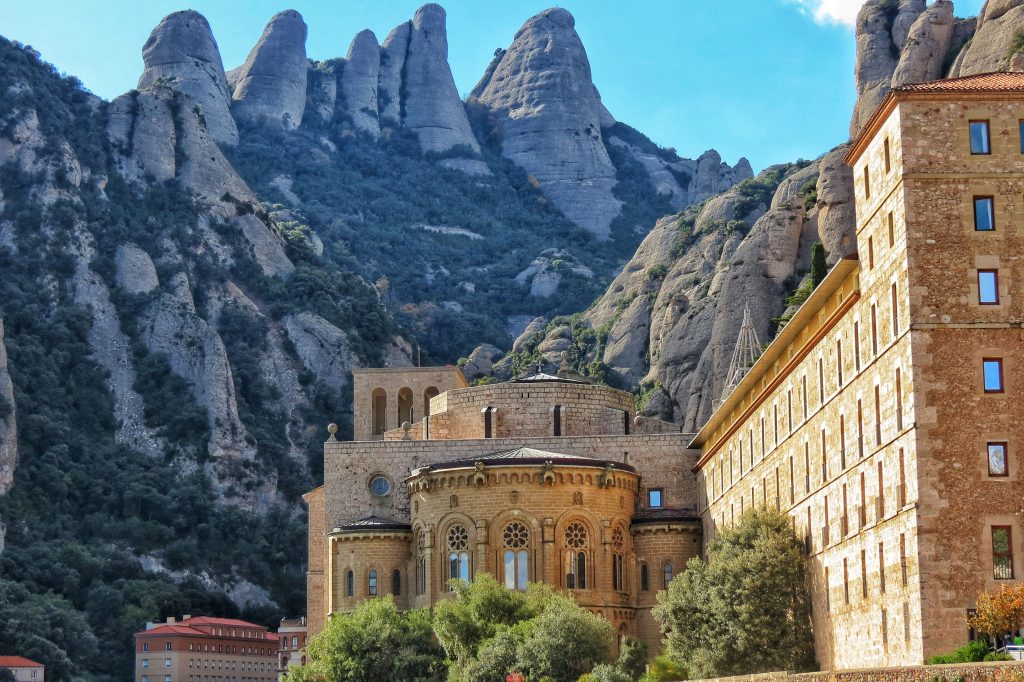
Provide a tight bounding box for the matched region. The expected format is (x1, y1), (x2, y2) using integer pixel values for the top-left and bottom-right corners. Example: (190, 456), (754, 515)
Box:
(133, 615), (277, 682)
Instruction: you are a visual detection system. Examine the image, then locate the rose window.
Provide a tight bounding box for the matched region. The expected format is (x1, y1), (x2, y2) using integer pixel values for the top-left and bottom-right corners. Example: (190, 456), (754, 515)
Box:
(447, 525), (469, 551)
(565, 522), (588, 549)
(503, 522), (530, 548)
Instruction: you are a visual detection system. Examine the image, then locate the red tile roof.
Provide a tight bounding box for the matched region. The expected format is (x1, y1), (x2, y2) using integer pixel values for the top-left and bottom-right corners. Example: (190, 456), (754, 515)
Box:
(893, 71), (1024, 93)
(0, 656), (44, 668)
(135, 618), (279, 640)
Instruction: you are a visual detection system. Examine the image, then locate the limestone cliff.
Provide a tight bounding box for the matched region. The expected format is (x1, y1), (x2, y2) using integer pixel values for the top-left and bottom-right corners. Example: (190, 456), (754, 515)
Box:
(231, 10), (309, 130)
(137, 10), (239, 146)
(339, 30), (381, 137)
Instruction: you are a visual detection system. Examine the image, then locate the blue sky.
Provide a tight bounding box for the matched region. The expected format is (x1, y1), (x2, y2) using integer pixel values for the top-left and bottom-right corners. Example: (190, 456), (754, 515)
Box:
(0, 0), (985, 171)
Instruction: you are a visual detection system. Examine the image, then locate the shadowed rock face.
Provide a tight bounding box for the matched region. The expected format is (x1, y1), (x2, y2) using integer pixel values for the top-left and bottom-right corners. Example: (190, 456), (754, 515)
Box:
(231, 10), (309, 130)
(339, 29), (381, 137)
(0, 319), (17, 496)
(402, 4), (481, 154)
(137, 10), (238, 146)
(470, 7), (620, 238)
(954, 0), (1024, 74)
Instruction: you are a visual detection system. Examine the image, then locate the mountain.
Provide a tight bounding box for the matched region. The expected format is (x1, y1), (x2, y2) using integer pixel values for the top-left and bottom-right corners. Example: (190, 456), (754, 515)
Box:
(487, 0), (1024, 433)
(0, 4), (747, 679)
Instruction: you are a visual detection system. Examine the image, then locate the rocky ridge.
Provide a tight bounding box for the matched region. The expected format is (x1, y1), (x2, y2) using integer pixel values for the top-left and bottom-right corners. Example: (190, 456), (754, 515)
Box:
(0, 318), (16, 497)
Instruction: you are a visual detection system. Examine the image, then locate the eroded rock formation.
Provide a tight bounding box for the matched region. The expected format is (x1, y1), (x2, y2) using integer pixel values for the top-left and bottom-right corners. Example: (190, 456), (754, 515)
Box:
(231, 10), (309, 130)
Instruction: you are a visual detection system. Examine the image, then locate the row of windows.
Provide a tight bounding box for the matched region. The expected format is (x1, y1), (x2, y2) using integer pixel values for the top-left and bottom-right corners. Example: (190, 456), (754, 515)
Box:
(824, 533), (910, 613)
(342, 568), (402, 598)
(966, 119), (1024, 156)
(185, 660), (271, 671)
(707, 365), (907, 509)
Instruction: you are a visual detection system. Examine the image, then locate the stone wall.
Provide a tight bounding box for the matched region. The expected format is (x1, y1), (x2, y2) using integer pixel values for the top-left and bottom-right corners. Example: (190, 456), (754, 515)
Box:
(352, 366), (466, 440)
(302, 486), (327, 642)
(324, 433), (700, 531)
(699, 661), (1024, 682)
(330, 532), (411, 612)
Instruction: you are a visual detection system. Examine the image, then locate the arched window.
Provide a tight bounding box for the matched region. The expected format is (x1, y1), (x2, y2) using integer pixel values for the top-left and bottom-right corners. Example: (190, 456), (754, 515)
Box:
(612, 527), (625, 592)
(640, 563), (649, 591)
(663, 561), (674, 588)
(368, 569), (378, 596)
(416, 532), (426, 596)
(447, 525), (471, 590)
(398, 387), (414, 425)
(564, 522), (588, 589)
(503, 522), (530, 590)
(392, 569), (401, 596)
(345, 570), (354, 597)
(424, 387), (439, 418)
(483, 406), (496, 438)
(371, 388), (387, 436)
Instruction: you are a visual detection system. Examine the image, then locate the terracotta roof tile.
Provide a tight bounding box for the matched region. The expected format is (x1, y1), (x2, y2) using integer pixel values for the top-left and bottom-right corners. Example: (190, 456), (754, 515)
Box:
(0, 656), (44, 668)
(893, 71), (1024, 93)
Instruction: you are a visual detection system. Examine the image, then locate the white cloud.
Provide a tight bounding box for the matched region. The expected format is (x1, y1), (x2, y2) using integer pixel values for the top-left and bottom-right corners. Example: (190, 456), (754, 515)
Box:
(788, 0), (866, 27)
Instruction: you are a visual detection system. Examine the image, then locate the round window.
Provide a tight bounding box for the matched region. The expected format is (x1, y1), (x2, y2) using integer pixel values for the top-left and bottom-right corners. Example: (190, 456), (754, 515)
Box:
(369, 475), (392, 497)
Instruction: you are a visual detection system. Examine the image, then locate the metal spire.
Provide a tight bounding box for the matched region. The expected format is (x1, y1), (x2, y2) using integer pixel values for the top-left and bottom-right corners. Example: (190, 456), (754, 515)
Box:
(720, 304), (762, 403)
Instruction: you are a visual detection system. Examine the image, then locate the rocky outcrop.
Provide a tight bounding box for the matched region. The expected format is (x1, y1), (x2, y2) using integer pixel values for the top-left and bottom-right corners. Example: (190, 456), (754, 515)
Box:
(115, 243), (160, 295)
(283, 312), (356, 393)
(460, 344), (503, 382)
(815, 145), (858, 262)
(851, 1), (926, 137)
(892, 1), (956, 86)
(402, 5), (482, 155)
(953, 0), (1024, 75)
(339, 30), (381, 137)
(377, 21), (411, 125)
(471, 8), (620, 237)
(108, 84), (295, 279)
(231, 10), (309, 130)
(305, 63), (338, 125)
(137, 10), (239, 146)
(0, 319), (17, 496)
(139, 273), (253, 462)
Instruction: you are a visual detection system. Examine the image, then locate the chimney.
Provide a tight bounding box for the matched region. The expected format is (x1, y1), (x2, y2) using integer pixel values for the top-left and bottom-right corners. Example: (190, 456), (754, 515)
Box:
(166, 616), (175, 624)
(182, 614), (192, 621)
(145, 622), (155, 630)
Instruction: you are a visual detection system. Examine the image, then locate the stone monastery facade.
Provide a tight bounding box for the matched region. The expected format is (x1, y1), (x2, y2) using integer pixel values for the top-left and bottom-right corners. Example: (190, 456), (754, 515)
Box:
(305, 74), (1024, 667)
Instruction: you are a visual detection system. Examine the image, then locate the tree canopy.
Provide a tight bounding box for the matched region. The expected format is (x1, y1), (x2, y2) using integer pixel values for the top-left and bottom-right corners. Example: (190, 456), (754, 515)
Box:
(653, 508), (816, 678)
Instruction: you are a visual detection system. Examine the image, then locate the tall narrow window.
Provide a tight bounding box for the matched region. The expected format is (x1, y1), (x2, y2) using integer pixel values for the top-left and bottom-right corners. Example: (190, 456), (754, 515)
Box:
(863, 166), (871, 199)
(900, 533), (908, 586)
(974, 196), (995, 231)
(868, 237), (875, 269)
(788, 390), (793, 432)
(836, 340), (844, 387)
(839, 415), (847, 470)
(761, 417), (766, 458)
(843, 557), (850, 604)
(884, 138), (891, 173)
(854, 322), (861, 372)
(983, 358), (1005, 393)
(564, 522), (589, 590)
(789, 456), (795, 503)
(842, 484), (849, 536)
(804, 443), (811, 495)
(874, 385), (882, 446)
(891, 286), (900, 337)
(774, 403), (779, 448)
(392, 569), (401, 596)
(663, 562), (674, 588)
(806, 507), (813, 553)
(970, 120), (991, 155)
(871, 304), (879, 355)
(552, 405), (562, 436)
(640, 563), (649, 591)
(1020, 120), (1024, 154)
(346, 570), (354, 597)
(623, 409), (630, 435)
(611, 527), (625, 592)
(895, 369), (903, 431)
(775, 466), (781, 510)
(993, 526), (1014, 580)
(503, 522), (530, 590)
(882, 608), (889, 650)
(447, 525), (471, 589)
(818, 358), (825, 403)
(857, 400), (865, 459)
(878, 460), (886, 519)
(898, 448), (906, 508)
(861, 549), (868, 598)
(416, 534), (426, 595)
(802, 375), (808, 419)
(989, 442), (1009, 477)
(859, 472), (867, 528)
(368, 569), (378, 596)
(903, 602), (911, 642)
(821, 429), (828, 483)
(483, 406), (494, 438)
(824, 495), (830, 547)
(825, 566), (831, 610)
(879, 542), (886, 594)
(888, 212), (895, 247)
(979, 270), (999, 305)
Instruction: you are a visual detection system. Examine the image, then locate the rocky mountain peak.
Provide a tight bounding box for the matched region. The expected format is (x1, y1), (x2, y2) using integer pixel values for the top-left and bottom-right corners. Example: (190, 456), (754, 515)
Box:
(231, 9), (309, 130)
(137, 9), (238, 145)
(470, 6), (620, 237)
(339, 29), (381, 137)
